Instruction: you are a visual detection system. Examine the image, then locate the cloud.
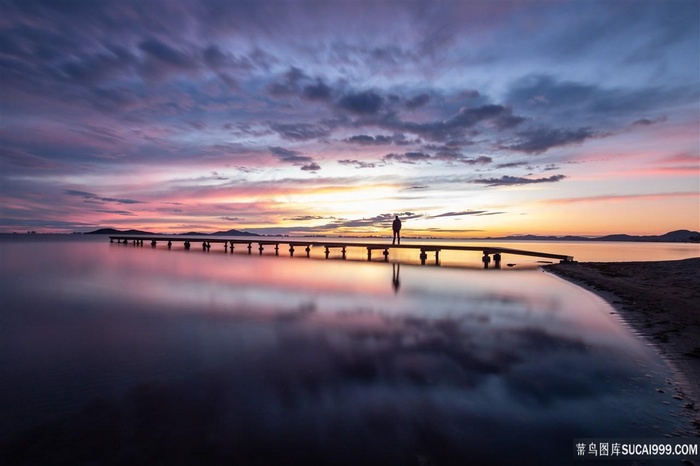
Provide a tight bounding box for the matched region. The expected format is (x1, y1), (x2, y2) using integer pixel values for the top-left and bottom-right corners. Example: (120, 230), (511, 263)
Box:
(270, 123), (330, 141)
(302, 79), (333, 101)
(338, 91), (383, 114)
(267, 66), (307, 96)
(427, 211), (505, 219)
(505, 127), (595, 154)
(344, 134), (393, 145)
(381, 150), (491, 165)
(380, 104), (525, 142)
(284, 215), (336, 221)
(300, 162), (321, 172)
(428, 211), (486, 218)
(269, 146), (314, 164)
(405, 93), (431, 109)
(219, 216), (244, 221)
(495, 161), (530, 169)
(542, 192), (697, 204)
(327, 212), (422, 229)
(382, 151), (432, 164)
(338, 159), (377, 169)
(472, 175), (566, 187)
(632, 116), (667, 126)
(64, 190), (143, 204)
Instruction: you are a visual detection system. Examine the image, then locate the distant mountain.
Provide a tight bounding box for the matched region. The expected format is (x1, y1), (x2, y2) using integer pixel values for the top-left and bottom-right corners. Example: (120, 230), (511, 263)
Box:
(178, 229), (258, 236)
(210, 229), (259, 237)
(87, 227), (258, 236)
(87, 228), (155, 235)
(483, 229), (699, 243)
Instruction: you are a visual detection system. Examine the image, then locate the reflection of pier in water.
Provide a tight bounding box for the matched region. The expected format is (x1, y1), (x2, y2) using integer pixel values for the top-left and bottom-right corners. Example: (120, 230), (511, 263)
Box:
(109, 235), (574, 267)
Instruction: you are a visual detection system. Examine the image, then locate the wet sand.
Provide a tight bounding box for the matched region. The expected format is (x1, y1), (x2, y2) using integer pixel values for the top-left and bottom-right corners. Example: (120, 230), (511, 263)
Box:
(545, 257), (700, 433)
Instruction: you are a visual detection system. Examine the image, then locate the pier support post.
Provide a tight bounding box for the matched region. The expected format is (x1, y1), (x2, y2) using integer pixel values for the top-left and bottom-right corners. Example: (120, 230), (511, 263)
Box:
(494, 253), (501, 269)
(230, 243), (234, 253)
(247, 243), (252, 255)
(274, 244), (279, 256)
(184, 241), (190, 250)
(342, 246), (346, 260)
(289, 245), (295, 256)
(168, 241), (172, 249)
(259, 244), (264, 255)
(110, 238), (113, 243)
(367, 247), (372, 261)
(305, 246), (311, 257)
(482, 252), (490, 269)
(419, 249), (427, 265)
(202, 242), (207, 251)
(325, 246), (330, 259)
(151, 240), (156, 247)
(224, 241), (228, 252)
(383, 249), (389, 262)
(435, 250), (440, 266)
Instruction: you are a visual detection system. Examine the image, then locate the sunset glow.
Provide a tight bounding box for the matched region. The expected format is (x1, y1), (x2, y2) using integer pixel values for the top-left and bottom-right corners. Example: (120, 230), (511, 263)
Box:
(1, 0), (698, 236)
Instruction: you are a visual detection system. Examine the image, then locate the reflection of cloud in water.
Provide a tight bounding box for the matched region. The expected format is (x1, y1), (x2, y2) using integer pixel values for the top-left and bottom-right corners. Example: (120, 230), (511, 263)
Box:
(0, 239), (688, 464)
(1, 305), (671, 464)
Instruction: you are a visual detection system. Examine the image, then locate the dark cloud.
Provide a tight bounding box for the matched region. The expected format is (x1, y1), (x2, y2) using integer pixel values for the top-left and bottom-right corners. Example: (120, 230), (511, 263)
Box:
(302, 79), (333, 101)
(338, 159), (377, 169)
(267, 66), (307, 96)
(284, 215), (336, 221)
(338, 91), (383, 115)
(269, 146), (313, 164)
(632, 116), (667, 126)
(327, 212), (422, 229)
(472, 175), (566, 187)
(139, 39), (190, 68)
(95, 209), (135, 216)
(506, 127), (595, 154)
(270, 123), (330, 141)
(219, 216), (243, 221)
(300, 162), (321, 172)
(381, 104), (525, 142)
(405, 93), (431, 109)
(506, 75), (695, 127)
(380, 148), (491, 166)
(344, 134), (393, 145)
(383, 151), (432, 164)
(344, 133), (419, 146)
(428, 211), (488, 218)
(64, 190), (143, 205)
(495, 161), (530, 169)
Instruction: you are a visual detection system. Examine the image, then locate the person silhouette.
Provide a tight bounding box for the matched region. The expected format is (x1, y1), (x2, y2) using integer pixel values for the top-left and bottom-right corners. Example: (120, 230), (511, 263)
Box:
(392, 215), (402, 245)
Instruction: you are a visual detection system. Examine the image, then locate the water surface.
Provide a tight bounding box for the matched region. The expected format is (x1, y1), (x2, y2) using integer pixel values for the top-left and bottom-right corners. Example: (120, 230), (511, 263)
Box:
(0, 236), (695, 464)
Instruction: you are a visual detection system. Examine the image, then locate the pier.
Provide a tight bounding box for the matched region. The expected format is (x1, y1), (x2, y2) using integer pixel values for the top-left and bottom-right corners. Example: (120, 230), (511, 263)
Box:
(108, 235), (574, 267)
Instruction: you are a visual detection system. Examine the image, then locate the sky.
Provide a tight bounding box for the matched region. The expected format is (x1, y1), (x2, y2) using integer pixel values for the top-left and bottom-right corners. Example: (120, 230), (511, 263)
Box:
(1, 0), (698, 237)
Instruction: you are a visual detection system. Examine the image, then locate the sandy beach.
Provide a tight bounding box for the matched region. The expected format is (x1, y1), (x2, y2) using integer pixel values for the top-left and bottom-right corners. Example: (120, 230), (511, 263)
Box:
(546, 257), (700, 434)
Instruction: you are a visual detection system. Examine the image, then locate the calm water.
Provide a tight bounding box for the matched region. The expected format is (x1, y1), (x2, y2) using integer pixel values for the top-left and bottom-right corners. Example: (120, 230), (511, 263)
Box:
(0, 235), (697, 464)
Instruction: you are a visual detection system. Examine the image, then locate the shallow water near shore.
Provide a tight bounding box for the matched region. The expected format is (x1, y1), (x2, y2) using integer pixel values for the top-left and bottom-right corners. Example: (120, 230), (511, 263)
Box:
(0, 236), (696, 464)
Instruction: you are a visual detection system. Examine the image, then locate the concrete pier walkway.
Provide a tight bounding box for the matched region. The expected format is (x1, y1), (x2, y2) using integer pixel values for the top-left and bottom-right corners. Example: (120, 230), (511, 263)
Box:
(109, 235), (574, 267)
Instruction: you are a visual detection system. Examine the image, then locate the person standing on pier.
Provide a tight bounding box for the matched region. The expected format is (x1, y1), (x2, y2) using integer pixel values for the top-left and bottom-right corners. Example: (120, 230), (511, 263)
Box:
(392, 215), (402, 245)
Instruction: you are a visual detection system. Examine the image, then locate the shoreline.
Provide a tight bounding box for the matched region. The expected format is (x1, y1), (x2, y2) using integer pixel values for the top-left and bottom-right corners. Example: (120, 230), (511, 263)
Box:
(545, 257), (700, 435)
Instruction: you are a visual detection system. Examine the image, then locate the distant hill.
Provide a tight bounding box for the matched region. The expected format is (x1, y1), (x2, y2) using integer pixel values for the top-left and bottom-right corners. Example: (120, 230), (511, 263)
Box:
(87, 228), (156, 235)
(484, 229), (699, 243)
(88, 227), (258, 237)
(597, 230), (700, 242)
(210, 229), (259, 237)
(178, 229), (258, 236)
